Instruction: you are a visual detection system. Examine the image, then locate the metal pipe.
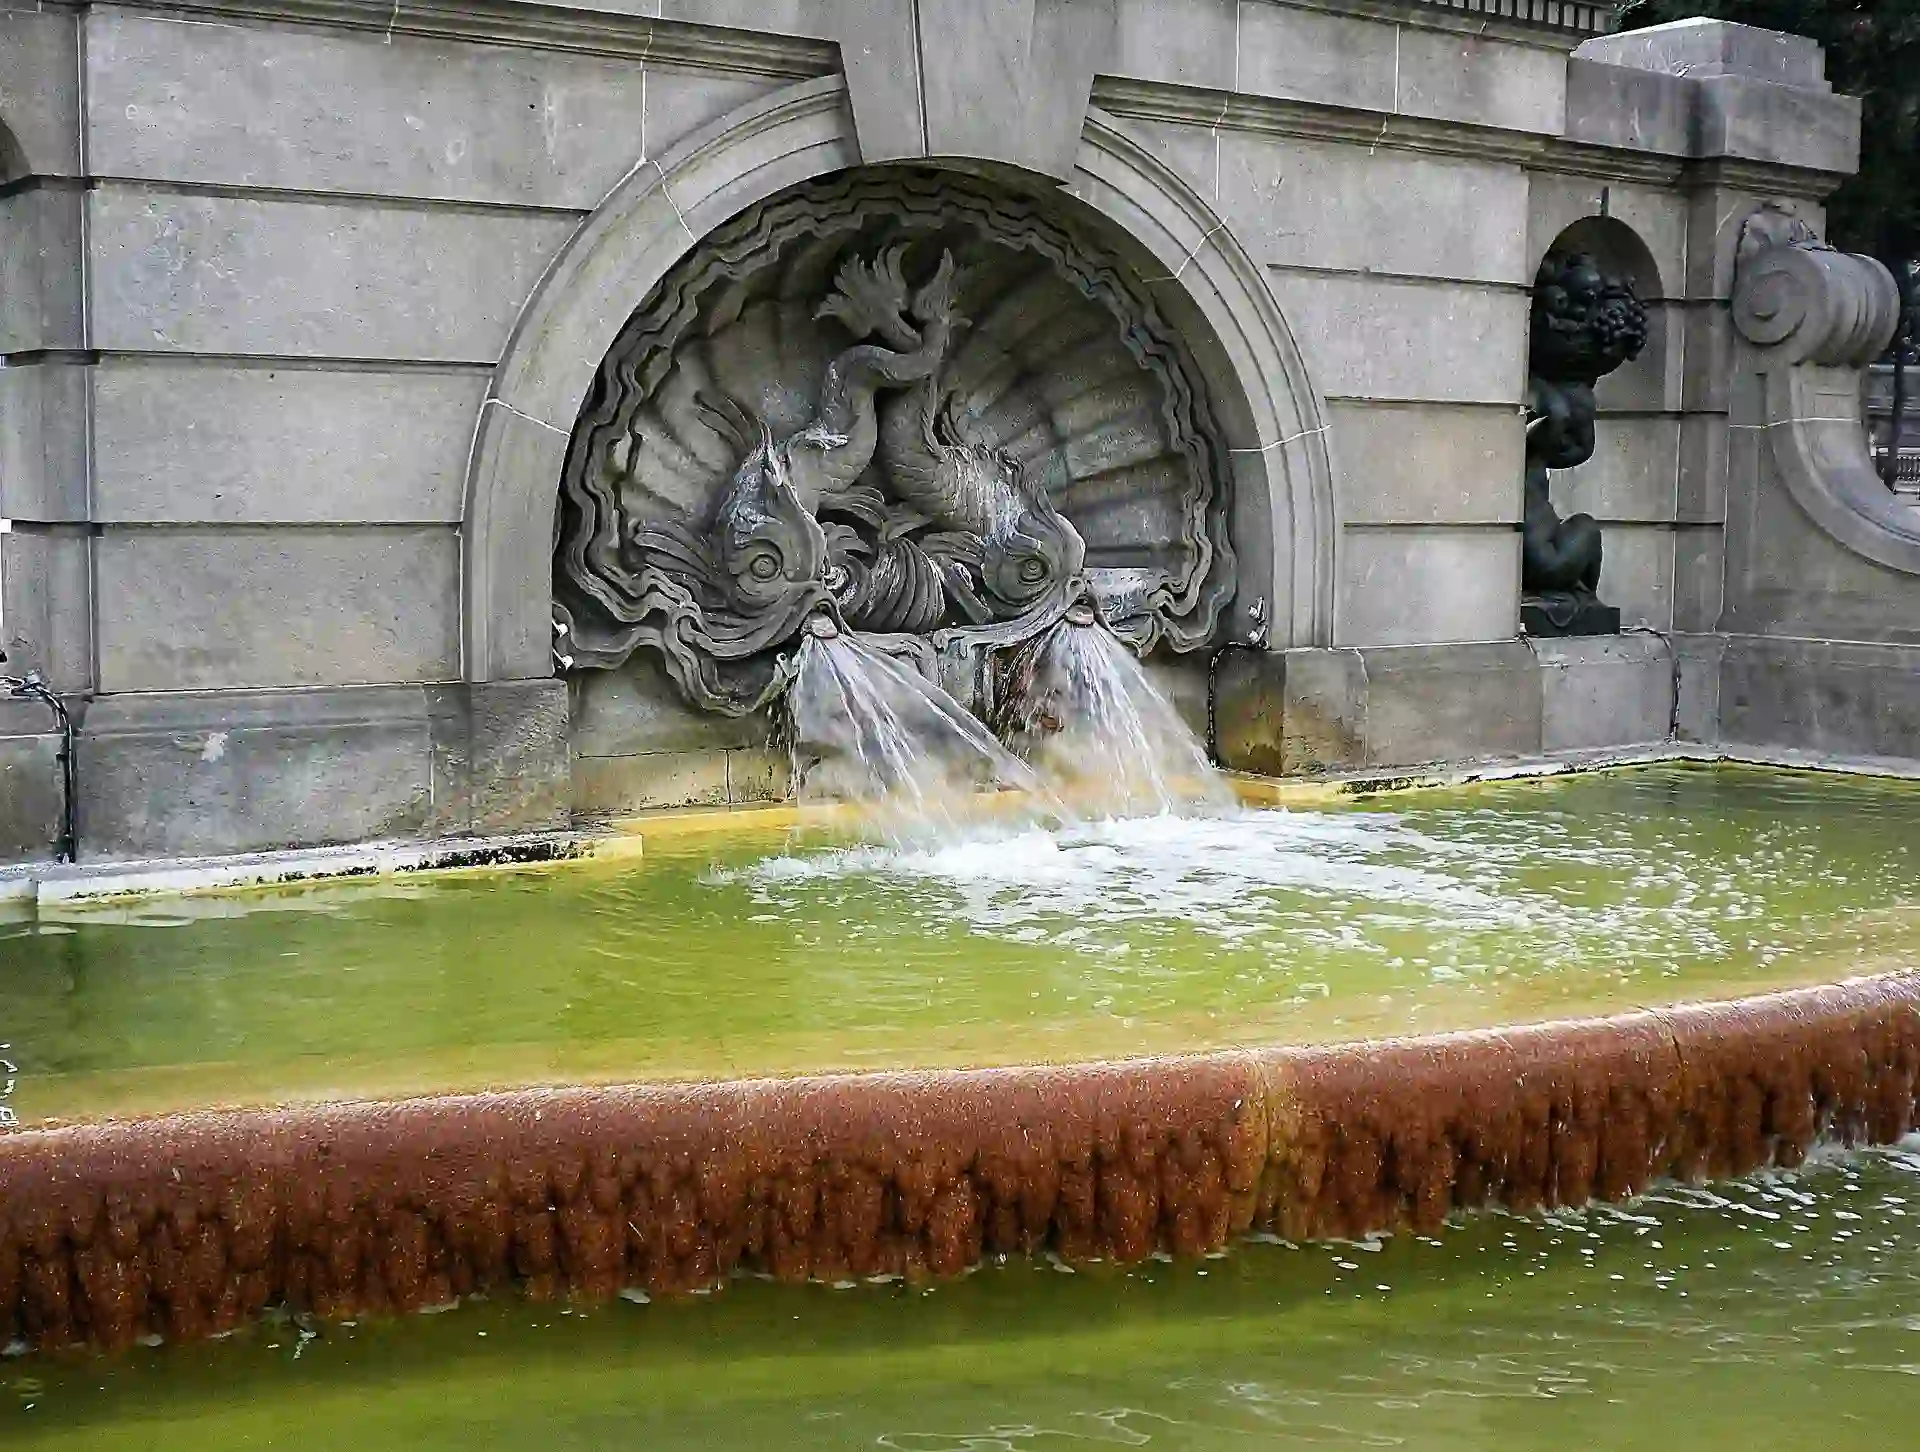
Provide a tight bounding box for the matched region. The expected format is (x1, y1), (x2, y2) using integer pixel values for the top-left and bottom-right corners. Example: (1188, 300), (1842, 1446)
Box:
(0, 650), (78, 864)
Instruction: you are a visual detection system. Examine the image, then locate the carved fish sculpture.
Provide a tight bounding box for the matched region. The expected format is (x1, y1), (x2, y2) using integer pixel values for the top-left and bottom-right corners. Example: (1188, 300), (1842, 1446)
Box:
(878, 388), (1086, 625)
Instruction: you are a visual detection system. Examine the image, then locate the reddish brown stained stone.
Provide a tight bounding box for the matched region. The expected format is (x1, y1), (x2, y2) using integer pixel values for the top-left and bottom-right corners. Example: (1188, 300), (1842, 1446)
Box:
(3, 975), (1918, 1356)
(0, 1058), (1264, 1353)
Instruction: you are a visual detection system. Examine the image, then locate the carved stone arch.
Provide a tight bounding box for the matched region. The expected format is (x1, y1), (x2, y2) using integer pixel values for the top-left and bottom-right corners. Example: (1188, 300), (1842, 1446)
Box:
(462, 77), (1336, 683)
(1073, 107), (1338, 650)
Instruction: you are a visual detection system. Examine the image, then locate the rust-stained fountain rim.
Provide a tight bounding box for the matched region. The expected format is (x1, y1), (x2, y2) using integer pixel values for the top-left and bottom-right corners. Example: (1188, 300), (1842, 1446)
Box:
(5, 970), (1918, 1357)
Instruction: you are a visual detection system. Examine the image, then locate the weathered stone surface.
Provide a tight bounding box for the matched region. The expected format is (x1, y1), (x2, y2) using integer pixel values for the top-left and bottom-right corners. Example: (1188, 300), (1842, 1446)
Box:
(0, 359), (88, 522)
(78, 688), (438, 859)
(459, 679), (572, 834)
(1394, 27), (1565, 136)
(0, 524), (92, 694)
(1267, 274), (1527, 404)
(1213, 644), (1366, 777)
(0, 8), (81, 178)
(91, 363), (486, 524)
(1110, 117), (1217, 204)
(1337, 527), (1520, 646)
(1562, 57), (1691, 156)
(1570, 23), (1862, 170)
(72, 682), (567, 859)
(1360, 640), (1542, 765)
(1219, 640), (1551, 775)
(1671, 631), (1724, 743)
(1594, 523), (1675, 631)
(1113, 0), (1236, 90)
(1530, 633), (1674, 753)
(1719, 637), (1920, 758)
(86, 14), (651, 208)
(0, 731), (61, 865)
(0, 185), (84, 354)
(1329, 402), (1522, 525)
(1554, 414), (1681, 523)
(916, 0), (1111, 179)
(1219, 136), (1529, 284)
(1677, 412), (1729, 523)
(728, 747), (794, 803)
(1672, 524), (1725, 634)
(573, 656), (775, 758)
(1525, 177), (1686, 301)
(94, 527), (461, 693)
(468, 399), (574, 683)
(1576, 18), (1826, 85)
(1695, 75), (1860, 175)
(1679, 302), (1735, 413)
(1235, 3), (1397, 114)
(87, 188), (579, 360)
(647, 67), (795, 162)
(573, 750), (734, 815)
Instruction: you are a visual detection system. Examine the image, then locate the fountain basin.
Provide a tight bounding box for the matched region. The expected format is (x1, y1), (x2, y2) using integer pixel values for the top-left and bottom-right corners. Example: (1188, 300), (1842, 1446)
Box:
(3, 972), (1918, 1355)
(2, 763), (1917, 1357)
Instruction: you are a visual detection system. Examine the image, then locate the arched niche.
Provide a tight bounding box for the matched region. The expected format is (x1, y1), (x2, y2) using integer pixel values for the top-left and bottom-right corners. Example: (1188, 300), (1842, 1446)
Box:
(462, 75), (1334, 686)
(1531, 215), (1672, 413)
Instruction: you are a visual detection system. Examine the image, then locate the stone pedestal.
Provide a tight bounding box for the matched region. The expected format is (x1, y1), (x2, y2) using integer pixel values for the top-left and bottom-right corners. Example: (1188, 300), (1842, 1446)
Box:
(1521, 595), (1622, 637)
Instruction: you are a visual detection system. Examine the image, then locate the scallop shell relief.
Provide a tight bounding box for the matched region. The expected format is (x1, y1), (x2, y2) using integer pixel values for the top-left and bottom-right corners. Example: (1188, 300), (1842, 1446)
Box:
(554, 171), (1236, 716)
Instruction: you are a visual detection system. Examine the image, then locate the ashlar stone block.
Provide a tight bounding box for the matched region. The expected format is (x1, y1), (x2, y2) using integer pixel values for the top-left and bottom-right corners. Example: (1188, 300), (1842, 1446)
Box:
(1265, 273), (1529, 405)
(1218, 135), (1529, 285)
(1554, 414), (1681, 523)
(1336, 527), (1520, 646)
(87, 187), (580, 362)
(1359, 641), (1543, 766)
(1594, 523), (1676, 632)
(86, 13), (655, 209)
(95, 526), (461, 693)
(0, 185), (84, 354)
(91, 362), (486, 524)
(0, 360), (88, 523)
(1394, 26), (1565, 136)
(1235, 3), (1397, 114)
(1530, 634), (1675, 753)
(0, 8), (81, 179)
(1329, 402), (1521, 526)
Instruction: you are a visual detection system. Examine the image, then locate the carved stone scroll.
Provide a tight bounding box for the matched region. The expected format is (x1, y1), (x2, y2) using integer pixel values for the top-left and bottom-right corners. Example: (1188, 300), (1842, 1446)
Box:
(1730, 209), (1915, 576)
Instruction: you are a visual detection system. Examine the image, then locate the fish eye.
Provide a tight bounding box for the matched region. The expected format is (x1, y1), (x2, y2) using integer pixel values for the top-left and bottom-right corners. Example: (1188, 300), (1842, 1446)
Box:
(748, 554), (780, 581)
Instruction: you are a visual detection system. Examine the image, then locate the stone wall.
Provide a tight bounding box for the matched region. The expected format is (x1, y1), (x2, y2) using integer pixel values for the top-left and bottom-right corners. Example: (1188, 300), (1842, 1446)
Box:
(0, 3), (1891, 862)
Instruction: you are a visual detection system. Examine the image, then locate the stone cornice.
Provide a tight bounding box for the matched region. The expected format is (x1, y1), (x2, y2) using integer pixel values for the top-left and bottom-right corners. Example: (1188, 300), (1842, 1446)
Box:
(1092, 77), (1851, 196)
(107, 0), (838, 76)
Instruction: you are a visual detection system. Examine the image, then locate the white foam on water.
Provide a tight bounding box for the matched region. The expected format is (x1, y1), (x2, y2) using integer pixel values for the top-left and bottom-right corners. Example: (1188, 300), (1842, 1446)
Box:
(716, 809), (1524, 947)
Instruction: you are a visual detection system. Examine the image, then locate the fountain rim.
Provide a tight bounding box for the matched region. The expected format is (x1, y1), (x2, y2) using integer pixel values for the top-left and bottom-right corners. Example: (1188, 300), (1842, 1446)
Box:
(4, 969), (1918, 1355)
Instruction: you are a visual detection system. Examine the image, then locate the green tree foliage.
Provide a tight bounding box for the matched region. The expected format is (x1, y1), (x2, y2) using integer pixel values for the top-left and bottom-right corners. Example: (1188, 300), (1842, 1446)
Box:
(1615, 0), (1920, 261)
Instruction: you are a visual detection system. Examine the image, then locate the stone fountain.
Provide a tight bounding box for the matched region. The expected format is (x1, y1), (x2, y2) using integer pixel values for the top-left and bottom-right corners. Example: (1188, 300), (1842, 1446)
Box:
(551, 172), (1234, 787)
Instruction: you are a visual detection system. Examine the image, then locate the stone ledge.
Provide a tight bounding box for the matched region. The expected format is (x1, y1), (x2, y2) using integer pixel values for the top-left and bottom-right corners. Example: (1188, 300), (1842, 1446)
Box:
(3, 972), (1914, 1354)
(1216, 638), (1679, 774)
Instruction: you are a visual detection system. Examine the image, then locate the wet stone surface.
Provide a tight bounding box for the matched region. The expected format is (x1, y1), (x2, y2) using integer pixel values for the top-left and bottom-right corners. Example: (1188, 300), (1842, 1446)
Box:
(7, 1141), (1920, 1449)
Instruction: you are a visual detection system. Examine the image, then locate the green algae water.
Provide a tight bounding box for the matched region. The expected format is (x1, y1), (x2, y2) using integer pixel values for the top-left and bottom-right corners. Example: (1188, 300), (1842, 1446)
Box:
(7, 1142), (1920, 1449)
(2, 765), (1918, 1125)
